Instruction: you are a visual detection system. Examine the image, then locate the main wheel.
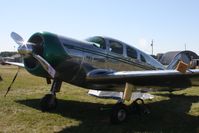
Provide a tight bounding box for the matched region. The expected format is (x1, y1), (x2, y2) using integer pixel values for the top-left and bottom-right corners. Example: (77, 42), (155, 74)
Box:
(40, 94), (57, 112)
(110, 103), (128, 124)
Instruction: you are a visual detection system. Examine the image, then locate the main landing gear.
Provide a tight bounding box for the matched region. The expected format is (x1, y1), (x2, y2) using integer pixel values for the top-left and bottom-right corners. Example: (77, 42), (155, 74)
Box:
(110, 98), (150, 124)
(40, 79), (62, 112)
(110, 83), (150, 124)
(110, 101), (128, 124)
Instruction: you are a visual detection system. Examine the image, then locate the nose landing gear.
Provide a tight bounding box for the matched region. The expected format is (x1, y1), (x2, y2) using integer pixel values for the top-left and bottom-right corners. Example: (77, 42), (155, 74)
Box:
(40, 79), (62, 112)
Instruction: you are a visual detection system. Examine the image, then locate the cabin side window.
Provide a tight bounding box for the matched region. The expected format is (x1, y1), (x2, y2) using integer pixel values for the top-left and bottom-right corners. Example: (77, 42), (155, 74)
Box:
(86, 37), (106, 49)
(109, 41), (123, 55)
(140, 54), (146, 62)
(126, 46), (137, 59)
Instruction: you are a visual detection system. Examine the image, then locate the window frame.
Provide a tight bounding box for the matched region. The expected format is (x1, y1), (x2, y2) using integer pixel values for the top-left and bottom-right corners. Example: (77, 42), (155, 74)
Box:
(140, 54), (146, 62)
(126, 45), (138, 59)
(109, 40), (124, 55)
(86, 36), (106, 49)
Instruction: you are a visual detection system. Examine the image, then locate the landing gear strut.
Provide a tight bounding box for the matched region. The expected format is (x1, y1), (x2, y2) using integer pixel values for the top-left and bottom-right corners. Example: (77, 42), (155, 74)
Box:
(40, 79), (62, 112)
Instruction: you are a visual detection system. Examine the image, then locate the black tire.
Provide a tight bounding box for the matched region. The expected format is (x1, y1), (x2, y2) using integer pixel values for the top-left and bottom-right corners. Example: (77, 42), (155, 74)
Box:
(110, 103), (128, 124)
(40, 94), (57, 112)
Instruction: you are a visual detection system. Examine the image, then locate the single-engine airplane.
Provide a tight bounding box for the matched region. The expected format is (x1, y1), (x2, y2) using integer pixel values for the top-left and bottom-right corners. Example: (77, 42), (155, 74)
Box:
(5, 32), (199, 123)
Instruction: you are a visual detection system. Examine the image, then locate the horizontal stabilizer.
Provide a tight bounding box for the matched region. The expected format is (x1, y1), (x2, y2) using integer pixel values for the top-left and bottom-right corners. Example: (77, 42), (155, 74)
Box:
(88, 90), (154, 100)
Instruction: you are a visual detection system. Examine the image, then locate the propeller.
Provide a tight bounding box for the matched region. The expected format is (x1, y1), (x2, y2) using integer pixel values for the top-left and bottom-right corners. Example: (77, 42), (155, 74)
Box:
(4, 32), (56, 97)
(10, 32), (56, 78)
(11, 32), (35, 46)
(32, 54), (56, 78)
(10, 32), (24, 45)
(5, 32), (56, 96)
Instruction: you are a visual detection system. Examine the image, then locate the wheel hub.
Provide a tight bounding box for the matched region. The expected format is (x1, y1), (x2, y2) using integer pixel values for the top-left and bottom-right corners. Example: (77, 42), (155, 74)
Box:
(117, 109), (126, 121)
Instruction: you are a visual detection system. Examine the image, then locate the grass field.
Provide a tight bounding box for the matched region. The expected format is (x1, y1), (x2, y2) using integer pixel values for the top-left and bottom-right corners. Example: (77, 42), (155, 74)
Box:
(0, 66), (198, 133)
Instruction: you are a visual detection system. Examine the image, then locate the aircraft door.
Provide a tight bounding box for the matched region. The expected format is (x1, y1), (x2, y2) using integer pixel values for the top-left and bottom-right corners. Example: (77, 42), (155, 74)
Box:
(83, 45), (108, 70)
(84, 36), (108, 70)
(107, 40), (125, 71)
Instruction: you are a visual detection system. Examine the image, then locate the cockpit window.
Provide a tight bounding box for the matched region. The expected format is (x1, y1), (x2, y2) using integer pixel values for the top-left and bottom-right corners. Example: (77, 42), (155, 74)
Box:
(126, 46), (137, 59)
(86, 37), (106, 49)
(140, 54), (146, 62)
(109, 40), (123, 55)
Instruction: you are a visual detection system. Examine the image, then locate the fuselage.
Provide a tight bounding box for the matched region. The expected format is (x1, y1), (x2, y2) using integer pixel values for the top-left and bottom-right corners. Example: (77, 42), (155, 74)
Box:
(62, 36), (164, 71)
(23, 32), (165, 91)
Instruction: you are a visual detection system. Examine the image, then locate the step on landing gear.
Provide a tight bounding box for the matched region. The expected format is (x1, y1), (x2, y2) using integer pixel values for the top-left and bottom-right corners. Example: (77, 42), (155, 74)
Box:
(130, 98), (150, 115)
(40, 79), (62, 112)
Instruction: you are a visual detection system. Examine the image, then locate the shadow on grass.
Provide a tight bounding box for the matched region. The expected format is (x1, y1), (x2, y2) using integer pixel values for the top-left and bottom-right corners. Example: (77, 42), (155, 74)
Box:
(16, 93), (199, 133)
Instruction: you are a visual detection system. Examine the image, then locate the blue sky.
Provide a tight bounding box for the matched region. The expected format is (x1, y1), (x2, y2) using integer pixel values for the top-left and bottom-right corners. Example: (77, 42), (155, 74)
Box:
(0, 0), (199, 54)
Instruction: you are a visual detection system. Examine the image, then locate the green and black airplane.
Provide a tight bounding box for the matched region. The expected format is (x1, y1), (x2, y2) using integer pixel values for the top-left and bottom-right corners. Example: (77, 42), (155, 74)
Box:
(6, 32), (199, 123)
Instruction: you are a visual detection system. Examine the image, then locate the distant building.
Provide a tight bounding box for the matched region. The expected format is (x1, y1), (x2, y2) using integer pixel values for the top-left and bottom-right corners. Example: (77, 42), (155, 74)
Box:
(156, 53), (164, 61)
(158, 51), (199, 69)
(150, 55), (157, 59)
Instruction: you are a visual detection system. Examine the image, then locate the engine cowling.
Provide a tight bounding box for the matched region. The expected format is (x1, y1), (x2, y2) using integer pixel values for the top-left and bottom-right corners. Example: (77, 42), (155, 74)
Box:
(24, 32), (68, 78)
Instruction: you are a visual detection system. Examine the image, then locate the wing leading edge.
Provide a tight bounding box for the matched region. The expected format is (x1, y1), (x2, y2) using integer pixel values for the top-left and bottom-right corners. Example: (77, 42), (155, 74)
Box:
(86, 69), (199, 89)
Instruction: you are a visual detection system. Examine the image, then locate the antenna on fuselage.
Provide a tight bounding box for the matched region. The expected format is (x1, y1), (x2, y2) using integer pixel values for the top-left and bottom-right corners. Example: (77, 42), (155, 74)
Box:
(151, 40), (154, 55)
(184, 43), (187, 51)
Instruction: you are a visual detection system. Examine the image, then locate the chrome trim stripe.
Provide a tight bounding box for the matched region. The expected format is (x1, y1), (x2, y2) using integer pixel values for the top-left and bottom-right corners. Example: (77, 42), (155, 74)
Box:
(63, 43), (154, 70)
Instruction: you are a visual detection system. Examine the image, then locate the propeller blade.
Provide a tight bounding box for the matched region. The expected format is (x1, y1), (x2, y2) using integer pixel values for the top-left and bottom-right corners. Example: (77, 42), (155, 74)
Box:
(33, 54), (56, 78)
(4, 68), (20, 97)
(10, 32), (25, 46)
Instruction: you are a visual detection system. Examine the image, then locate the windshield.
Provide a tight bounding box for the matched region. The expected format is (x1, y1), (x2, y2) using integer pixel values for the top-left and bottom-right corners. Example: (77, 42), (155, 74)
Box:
(86, 36), (106, 49)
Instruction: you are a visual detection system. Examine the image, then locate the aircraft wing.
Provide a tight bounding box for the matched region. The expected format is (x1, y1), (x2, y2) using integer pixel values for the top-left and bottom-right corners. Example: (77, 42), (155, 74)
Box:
(4, 61), (24, 67)
(86, 69), (199, 89)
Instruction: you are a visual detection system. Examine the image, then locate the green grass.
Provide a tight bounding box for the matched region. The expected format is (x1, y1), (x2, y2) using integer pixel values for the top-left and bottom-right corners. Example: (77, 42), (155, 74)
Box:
(0, 66), (198, 133)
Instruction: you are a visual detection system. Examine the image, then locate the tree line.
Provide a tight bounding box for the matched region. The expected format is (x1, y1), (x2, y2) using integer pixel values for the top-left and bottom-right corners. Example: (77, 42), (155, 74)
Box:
(0, 51), (18, 57)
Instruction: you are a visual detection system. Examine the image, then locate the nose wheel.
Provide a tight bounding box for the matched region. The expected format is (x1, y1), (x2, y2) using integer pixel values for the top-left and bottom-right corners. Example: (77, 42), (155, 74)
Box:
(40, 79), (62, 112)
(40, 94), (57, 112)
